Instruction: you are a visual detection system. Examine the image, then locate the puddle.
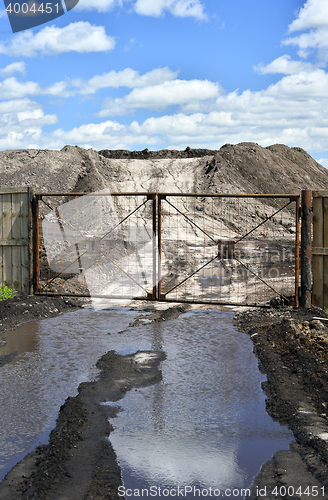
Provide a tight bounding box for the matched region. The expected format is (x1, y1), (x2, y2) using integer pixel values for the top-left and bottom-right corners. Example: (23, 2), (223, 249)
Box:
(0, 307), (293, 497)
(103, 309), (293, 498)
(0, 306), (139, 480)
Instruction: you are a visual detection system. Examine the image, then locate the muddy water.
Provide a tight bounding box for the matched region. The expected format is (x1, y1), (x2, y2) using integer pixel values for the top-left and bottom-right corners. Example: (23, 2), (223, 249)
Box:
(104, 309), (293, 498)
(0, 307), (139, 480)
(0, 307), (293, 497)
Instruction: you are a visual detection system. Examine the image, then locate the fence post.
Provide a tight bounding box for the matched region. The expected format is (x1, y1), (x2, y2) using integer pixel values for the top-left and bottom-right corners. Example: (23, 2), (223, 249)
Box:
(300, 190), (312, 308)
(32, 194), (40, 294)
(152, 193), (157, 300)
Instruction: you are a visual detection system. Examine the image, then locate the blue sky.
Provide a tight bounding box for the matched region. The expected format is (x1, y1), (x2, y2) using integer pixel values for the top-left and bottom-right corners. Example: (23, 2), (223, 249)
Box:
(0, 0), (328, 166)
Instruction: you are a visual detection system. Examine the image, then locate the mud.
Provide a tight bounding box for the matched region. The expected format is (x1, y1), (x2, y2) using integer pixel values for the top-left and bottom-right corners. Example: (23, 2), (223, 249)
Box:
(235, 306), (328, 499)
(0, 348), (165, 500)
(0, 295), (85, 366)
(0, 297), (190, 500)
(2, 299), (328, 499)
(0, 295), (85, 333)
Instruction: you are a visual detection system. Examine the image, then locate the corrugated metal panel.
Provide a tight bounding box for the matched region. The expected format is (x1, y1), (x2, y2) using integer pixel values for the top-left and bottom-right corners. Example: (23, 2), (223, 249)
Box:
(0, 187), (33, 294)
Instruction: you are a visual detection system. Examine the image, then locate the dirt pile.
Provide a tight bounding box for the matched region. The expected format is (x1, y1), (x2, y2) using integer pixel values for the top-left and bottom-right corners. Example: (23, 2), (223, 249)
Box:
(0, 142), (328, 194)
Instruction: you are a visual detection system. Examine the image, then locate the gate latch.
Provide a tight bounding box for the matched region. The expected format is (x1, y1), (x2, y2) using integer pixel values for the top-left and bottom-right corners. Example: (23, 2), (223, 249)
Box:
(217, 240), (235, 259)
(86, 236), (101, 254)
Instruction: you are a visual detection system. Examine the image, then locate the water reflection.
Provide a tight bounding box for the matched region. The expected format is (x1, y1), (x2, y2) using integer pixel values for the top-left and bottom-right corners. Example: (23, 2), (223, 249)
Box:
(0, 321), (39, 358)
(106, 310), (292, 498)
(0, 307), (139, 480)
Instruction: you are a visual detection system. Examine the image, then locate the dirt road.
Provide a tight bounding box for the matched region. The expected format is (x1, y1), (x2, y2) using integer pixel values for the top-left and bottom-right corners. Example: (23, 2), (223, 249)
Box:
(235, 306), (328, 499)
(1, 297), (328, 499)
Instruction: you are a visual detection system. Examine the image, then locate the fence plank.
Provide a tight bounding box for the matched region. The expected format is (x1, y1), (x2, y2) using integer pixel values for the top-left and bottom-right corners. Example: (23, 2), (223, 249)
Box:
(21, 190), (30, 294)
(313, 196), (324, 308)
(323, 198), (328, 308)
(0, 194), (3, 289)
(313, 190), (328, 198)
(2, 193), (12, 289)
(11, 193), (22, 292)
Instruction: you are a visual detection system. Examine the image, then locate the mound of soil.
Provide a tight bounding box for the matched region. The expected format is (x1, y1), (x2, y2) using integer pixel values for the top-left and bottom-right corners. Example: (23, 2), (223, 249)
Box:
(0, 142), (327, 195)
(0, 295), (83, 333)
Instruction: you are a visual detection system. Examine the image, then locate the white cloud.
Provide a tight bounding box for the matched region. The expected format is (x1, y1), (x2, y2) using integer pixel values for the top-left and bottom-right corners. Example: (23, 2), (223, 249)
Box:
(33, 62), (328, 152)
(318, 158), (328, 168)
(288, 0), (328, 32)
(0, 100), (57, 151)
(0, 62), (26, 77)
(263, 69), (328, 99)
(124, 38), (136, 52)
(0, 77), (41, 99)
(3, 61), (328, 153)
(16, 109), (55, 124)
(98, 79), (222, 116)
(283, 0), (328, 62)
(76, 0), (122, 11)
(0, 98), (40, 113)
(0, 75), (76, 100)
(0, 22), (115, 57)
(284, 27), (328, 61)
(0, 67), (178, 101)
(255, 55), (318, 75)
(74, 67), (179, 95)
(44, 81), (73, 97)
(46, 120), (128, 150)
(133, 0), (206, 20)
(76, 0), (206, 19)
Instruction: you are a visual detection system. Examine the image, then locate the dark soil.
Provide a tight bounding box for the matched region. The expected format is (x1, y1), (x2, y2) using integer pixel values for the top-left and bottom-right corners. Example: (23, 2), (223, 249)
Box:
(235, 306), (328, 499)
(98, 147), (220, 159)
(0, 295), (84, 333)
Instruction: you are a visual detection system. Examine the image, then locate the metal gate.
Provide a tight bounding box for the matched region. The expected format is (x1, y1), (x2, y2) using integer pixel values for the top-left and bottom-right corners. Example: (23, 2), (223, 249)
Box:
(34, 192), (300, 306)
(33, 192), (157, 301)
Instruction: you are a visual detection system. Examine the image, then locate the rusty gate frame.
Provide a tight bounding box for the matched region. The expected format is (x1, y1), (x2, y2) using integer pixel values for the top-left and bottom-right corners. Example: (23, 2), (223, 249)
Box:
(157, 193), (300, 306)
(33, 192), (300, 306)
(33, 192), (157, 300)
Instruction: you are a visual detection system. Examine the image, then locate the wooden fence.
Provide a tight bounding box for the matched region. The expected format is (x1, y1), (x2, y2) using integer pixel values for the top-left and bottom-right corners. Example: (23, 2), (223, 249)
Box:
(312, 190), (328, 309)
(0, 187), (34, 295)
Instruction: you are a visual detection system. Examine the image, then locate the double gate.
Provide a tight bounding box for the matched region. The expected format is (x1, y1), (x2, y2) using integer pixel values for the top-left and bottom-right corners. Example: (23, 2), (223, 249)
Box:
(33, 192), (300, 306)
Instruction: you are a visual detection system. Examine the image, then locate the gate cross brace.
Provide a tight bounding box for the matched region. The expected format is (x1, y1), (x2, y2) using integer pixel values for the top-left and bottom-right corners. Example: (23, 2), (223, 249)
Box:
(235, 200), (292, 245)
(234, 256), (289, 303)
(165, 198), (217, 243)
